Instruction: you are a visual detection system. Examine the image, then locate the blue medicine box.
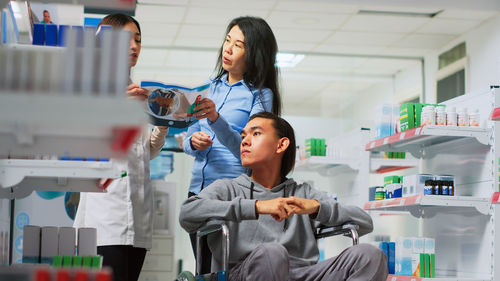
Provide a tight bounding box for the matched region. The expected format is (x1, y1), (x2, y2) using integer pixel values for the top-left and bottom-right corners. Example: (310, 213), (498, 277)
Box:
(45, 24), (58, 46)
(33, 23), (44, 45)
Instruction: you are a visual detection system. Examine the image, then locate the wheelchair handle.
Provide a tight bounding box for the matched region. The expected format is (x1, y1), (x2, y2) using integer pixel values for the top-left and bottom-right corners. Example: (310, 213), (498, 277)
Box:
(196, 219), (229, 275)
(315, 222), (359, 245)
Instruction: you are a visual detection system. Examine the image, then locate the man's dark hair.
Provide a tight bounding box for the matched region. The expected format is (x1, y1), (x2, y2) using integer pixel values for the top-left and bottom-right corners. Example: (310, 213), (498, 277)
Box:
(249, 112), (295, 178)
(43, 10), (49, 14)
(98, 13), (141, 35)
(214, 16), (282, 116)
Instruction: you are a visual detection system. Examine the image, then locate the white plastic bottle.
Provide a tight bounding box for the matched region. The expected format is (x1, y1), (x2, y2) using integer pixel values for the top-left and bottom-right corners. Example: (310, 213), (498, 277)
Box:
(446, 107), (457, 126)
(422, 105), (436, 125)
(457, 108), (469, 127)
(469, 109), (480, 127)
(436, 106), (446, 126)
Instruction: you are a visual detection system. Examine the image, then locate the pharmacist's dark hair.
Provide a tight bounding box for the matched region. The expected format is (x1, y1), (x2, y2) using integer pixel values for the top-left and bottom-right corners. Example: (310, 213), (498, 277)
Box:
(214, 16), (281, 116)
(249, 112), (295, 178)
(98, 13), (141, 35)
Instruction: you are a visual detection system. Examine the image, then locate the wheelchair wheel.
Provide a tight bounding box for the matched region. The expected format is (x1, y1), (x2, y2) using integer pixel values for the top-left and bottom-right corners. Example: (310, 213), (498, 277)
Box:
(177, 271), (196, 281)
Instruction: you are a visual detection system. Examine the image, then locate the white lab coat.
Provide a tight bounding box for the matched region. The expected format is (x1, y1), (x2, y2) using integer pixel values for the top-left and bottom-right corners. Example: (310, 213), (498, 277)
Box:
(74, 126), (167, 250)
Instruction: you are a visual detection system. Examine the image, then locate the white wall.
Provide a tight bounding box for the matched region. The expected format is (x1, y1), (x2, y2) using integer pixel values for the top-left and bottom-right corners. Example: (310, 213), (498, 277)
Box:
(424, 14), (500, 103)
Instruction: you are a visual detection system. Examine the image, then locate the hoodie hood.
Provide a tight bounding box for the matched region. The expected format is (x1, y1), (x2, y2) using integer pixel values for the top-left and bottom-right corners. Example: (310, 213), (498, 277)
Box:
(234, 174), (297, 196)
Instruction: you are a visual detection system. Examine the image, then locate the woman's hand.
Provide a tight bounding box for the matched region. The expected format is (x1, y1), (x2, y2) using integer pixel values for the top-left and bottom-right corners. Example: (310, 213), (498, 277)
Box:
(194, 98), (219, 122)
(191, 131), (213, 150)
(127, 84), (149, 101)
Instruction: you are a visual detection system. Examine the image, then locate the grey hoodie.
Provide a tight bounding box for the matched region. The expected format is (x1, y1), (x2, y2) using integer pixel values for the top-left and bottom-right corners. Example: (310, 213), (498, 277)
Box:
(179, 174), (373, 269)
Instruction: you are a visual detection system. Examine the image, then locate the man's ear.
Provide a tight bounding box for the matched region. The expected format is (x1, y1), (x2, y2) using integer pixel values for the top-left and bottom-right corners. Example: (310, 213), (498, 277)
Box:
(276, 137), (290, 154)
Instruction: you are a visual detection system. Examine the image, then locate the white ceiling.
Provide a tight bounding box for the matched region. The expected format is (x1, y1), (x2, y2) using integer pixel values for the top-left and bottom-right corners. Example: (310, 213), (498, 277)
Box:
(129, 0), (499, 117)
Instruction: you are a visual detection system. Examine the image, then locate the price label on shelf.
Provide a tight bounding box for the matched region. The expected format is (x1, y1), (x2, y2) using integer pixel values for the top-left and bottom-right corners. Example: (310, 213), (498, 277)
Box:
(370, 142), (375, 149)
(383, 138), (389, 144)
(400, 133), (405, 139)
(416, 128), (421, 135)
(400, 198), (406, 206)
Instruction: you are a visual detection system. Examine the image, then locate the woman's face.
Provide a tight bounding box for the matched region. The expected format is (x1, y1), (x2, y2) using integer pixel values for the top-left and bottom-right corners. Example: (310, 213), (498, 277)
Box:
(222, 25), (246, 78)
(123, 22), (141, 67)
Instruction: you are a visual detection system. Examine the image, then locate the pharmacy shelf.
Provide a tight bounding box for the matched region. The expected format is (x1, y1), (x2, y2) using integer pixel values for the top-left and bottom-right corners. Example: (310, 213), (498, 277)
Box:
(0, 92), (145, 159)
(365, 126), (491, 157)
(0, 159), (125, 199)
(364, 195), (490, 216)
(370, 158), (419, 174)
(294, 156), (358, 172)
(387, 275), (488, 281)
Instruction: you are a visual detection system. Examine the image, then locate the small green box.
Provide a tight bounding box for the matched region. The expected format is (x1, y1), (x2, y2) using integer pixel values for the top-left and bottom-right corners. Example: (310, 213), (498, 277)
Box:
(52, 256), (63, 267)
(92, 256), (102, 269)
(82, 256), (92, 268)
(62, 256), (73, 268)
(73, 255), (82, 267)
(400, 103), (416, 131)
(419, 253), (426, 277)
(430, 254), (435, 278)
(384, 175), (400, 186)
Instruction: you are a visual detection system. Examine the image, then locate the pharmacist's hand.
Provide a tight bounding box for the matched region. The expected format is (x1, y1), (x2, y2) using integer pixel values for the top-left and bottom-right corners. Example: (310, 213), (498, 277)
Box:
(191, 131), (213, 150)
(194, 98), (219, 122)
(255, 198), (305, 222)
(127, 84), (149, 101)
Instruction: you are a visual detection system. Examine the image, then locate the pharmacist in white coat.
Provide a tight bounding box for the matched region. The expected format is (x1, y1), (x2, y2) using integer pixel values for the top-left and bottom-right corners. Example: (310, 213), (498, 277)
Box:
(74, 14), (169, 281)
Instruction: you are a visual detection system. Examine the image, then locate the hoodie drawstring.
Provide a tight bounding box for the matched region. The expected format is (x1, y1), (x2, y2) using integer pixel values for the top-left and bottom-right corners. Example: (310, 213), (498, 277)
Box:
(250, 182), (254, 199)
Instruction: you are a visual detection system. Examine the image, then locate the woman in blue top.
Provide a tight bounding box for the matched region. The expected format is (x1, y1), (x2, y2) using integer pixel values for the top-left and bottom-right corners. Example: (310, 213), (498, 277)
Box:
(182, 16), (282, 272)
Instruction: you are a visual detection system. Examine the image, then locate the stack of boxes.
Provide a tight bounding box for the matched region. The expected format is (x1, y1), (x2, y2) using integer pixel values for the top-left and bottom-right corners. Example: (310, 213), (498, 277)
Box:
(400, 102), (444, 131)
(395, 237), (435, 277)
(384, 152), (406, 159)
(374, 104), (400, 139)
(305, 138), (326, 157)
(384, 175), (402, 199)
(22, 225), (100, 269)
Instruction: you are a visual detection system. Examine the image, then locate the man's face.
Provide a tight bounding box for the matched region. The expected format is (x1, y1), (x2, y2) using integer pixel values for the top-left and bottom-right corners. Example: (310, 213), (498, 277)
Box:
(43, 11), (50, 23)
(240, 117), (281, 169)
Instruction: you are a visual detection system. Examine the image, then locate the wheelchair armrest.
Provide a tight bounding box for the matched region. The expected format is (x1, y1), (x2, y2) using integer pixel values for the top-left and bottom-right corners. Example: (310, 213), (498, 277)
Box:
(196, 218), (229, 275)
(315, 222), (359, 245)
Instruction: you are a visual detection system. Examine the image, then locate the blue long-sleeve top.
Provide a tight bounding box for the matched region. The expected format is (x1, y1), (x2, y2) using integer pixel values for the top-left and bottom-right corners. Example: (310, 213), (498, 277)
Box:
(183, 74), (273, 194)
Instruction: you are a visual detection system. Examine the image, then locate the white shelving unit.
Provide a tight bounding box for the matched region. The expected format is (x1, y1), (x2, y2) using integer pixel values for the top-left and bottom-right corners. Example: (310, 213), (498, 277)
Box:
(0, 159), (127, 199)
(0, 92), (145, 159)
(367, 88), (500, 281)
(364, 195), (490, 216)
(294, 88), (500, 280)
(365, 125), (492, 158)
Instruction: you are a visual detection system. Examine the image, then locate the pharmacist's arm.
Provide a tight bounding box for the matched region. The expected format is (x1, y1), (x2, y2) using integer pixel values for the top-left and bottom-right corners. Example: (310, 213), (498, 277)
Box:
(150, 126), (169, 159)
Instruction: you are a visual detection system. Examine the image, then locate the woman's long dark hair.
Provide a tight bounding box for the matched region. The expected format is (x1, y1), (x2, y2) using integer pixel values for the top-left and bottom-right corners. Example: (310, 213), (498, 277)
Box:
(214, 16), (281, 116)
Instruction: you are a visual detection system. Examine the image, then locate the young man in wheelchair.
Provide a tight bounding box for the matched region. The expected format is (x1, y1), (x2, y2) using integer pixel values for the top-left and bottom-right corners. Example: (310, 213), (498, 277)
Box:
(180, 112), (388, 281)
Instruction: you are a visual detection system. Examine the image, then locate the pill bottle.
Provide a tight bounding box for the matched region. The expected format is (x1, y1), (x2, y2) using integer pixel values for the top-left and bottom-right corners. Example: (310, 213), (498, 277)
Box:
(457, 108), (469, 127)
(436, 106), (446, 125)
(469, 109), (480, 127)
(446, 107), (457, 126)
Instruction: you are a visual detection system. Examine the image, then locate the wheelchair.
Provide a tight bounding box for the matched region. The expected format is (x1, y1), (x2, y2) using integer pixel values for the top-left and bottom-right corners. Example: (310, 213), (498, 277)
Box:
(176, 220), (359, 281)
